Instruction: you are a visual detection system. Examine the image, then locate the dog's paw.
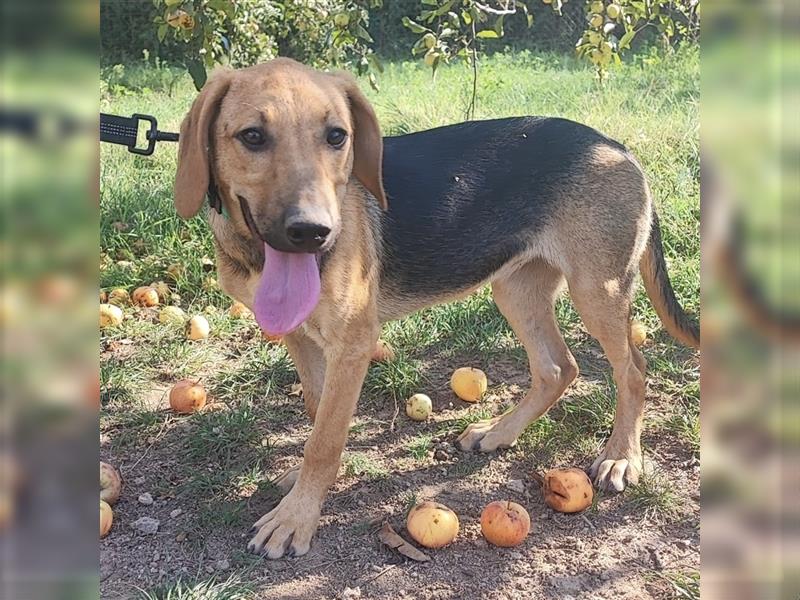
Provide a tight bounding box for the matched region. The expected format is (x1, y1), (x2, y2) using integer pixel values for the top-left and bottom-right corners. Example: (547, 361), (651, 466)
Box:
(246, 492), (321, 559)
(590, 447), (643, 492)
(456, 416), (516, 452)
(272, 464), (301, 495)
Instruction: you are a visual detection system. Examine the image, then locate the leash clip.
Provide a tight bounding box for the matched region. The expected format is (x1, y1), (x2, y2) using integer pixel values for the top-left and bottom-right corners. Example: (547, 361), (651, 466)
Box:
(100, 112), (179, 156)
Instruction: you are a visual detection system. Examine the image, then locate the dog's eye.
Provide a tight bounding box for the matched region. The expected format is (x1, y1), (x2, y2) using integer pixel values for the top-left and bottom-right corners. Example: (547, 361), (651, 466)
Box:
(238, 128), (266, 148)
(326, 127), (347, 148)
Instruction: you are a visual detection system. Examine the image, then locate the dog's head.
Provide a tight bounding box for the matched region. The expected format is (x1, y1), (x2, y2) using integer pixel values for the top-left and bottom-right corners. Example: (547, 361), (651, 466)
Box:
(173, 58), (386, 336)
(174, 58), (386, 250)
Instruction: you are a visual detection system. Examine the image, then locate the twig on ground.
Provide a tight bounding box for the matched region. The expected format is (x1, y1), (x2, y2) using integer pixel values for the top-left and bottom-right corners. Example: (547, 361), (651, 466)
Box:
(388, 396), (399, 432)
(361, 564), (397, 585)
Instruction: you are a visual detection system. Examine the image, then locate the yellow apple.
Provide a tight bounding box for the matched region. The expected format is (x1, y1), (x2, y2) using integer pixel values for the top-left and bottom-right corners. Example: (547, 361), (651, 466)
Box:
(450, 367), (487, 402)
(406, 501), (459, 549)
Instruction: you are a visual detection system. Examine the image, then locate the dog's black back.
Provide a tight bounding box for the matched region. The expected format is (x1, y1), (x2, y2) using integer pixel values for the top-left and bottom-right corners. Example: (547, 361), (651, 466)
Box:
(379, 117), (627, 296)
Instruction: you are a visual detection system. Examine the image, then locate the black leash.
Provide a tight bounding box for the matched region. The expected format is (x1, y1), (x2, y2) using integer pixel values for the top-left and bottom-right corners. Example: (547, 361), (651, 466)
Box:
(98, 112), (223, 215)
(1, 108), (220, 215)
(99, 112), (179, 156)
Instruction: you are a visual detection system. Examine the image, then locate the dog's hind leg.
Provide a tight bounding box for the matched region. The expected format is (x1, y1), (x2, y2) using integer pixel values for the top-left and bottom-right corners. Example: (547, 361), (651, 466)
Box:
(458, 260), (578, 452)
(567, 271), (647, 492)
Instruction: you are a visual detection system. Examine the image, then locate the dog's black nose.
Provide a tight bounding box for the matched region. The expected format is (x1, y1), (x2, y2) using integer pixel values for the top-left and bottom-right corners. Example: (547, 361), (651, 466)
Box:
(285, 222), (331, 252)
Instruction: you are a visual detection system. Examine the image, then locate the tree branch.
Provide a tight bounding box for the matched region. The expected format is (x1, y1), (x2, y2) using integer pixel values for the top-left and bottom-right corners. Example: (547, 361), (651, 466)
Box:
(474, 1), (518, 16)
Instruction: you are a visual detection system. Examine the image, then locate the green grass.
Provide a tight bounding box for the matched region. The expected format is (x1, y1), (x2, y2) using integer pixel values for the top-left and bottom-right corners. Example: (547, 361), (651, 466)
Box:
(138, 575), (252, 600)
(342, 452), (389, 480)
(406, 433), (434, 460)
(625, 469), (682, 522)
(663, 571), (700, 600)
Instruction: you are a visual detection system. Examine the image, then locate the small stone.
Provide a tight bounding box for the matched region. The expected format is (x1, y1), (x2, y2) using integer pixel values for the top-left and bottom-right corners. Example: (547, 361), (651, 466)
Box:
(600, 571), (612, 581)
(540, 512), (550, 520)
(170, 508), (183, 519)
(676, 539), (695, 551)
(506, 479), (525, 494)
(433, 449), (450, 461)
(131, 517), (160, 535)
(133, 476), (146, 485)
(215, 559), (230, 571)
(205, 565), (215, 574)
(509, 552), (523, 560)
(175, 532), (187, 542)
(371, 564), (384, 573)
(341, 587), (362, 599)
(138, 493), (154, 505)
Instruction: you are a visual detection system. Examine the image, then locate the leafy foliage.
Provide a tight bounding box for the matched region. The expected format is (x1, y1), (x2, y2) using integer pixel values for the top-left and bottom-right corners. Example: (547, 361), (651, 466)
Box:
(575, 0), (699, 80)
(144, 0), (698, 92)
(151, 0), (384, 90)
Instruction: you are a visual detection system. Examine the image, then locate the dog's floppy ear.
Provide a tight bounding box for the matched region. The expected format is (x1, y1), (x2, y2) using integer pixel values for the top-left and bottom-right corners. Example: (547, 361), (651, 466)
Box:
(174, 71), (232, 218)
(334, 73), (387, 210)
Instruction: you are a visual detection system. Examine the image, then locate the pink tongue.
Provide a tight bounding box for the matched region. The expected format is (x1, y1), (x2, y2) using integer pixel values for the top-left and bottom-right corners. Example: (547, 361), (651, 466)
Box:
(253, 242), (321, 336)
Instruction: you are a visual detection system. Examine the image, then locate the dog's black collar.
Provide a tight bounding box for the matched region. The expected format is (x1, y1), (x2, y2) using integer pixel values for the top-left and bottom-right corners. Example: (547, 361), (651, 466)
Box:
(208, 173), (223, 216)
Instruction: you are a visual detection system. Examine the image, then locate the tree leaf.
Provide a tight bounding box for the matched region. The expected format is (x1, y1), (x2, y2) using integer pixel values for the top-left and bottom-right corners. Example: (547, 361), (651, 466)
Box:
(377, 523), (431, 562)
(402, 17), (429, 34)
(619, 29), (636, 50)
(186, 59), (207, 91)
(476, 29), (500, 39)
(355, 24), (373, 43)
(494, 15), (505, 37)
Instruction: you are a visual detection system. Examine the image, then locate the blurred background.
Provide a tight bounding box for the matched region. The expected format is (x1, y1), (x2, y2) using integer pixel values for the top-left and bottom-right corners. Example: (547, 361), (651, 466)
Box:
(0, 0), (796, 598)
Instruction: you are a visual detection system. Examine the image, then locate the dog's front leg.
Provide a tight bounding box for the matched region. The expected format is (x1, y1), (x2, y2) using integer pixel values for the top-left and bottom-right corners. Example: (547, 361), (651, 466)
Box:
(247, 322), (378, 559)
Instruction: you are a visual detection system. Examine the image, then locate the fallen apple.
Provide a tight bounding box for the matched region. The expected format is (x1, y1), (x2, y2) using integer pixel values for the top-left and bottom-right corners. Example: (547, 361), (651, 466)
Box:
(150, 281), (171, 302)
(108, 288), (130, 306)
(159, 306), (186, 325)
(405, 393), (432, 421)
(630, 321), (647, 347)
(100, 500), (113, 538)
(166, 263), (183, 280)
(169, 380), (207, 414)
(542, 468), (594, 513)
(480, 500), (531, 547)
(132, 286), (159, 307)
(100, 303), (123, 328)
(261, 331), (283, 343)
(371, 340), (396, 362)
(406, 501), (459, 549)
(450, 367), (487, 402)
(100, 461), (122, 505)
(229, 301), (252, 318)
(187, 315), (210, 340)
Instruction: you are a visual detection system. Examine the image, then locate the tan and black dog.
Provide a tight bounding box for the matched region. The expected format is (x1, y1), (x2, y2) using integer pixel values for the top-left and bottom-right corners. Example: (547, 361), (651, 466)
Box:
(174, 58), (699, 559)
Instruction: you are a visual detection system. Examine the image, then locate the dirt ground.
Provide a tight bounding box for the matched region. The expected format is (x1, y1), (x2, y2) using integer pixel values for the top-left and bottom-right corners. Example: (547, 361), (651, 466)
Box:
(100, 343), (699, 600)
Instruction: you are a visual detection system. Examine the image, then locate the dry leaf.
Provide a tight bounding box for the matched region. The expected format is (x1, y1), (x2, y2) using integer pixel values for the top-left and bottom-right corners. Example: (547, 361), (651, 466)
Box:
(288, 383), (303, 397)
(377, 522), (430, 562)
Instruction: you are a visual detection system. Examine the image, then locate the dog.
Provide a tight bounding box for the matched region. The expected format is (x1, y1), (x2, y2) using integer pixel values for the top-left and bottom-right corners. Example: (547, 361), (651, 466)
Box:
(173, 58), (699, 559)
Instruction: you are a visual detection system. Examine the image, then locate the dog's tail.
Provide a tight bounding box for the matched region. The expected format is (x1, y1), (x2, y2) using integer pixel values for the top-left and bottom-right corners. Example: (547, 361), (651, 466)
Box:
(640, 210), (700, 349)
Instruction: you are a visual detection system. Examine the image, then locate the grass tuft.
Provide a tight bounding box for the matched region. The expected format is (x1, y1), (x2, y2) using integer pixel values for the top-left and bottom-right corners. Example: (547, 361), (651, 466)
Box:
(138, 575), (252, 600)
